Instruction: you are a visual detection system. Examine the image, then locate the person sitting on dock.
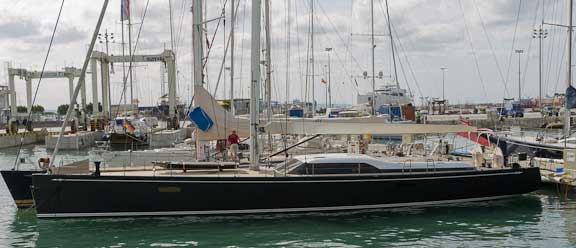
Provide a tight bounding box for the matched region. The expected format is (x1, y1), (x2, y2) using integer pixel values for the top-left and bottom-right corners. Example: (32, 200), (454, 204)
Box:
(228, 130), (240, 161)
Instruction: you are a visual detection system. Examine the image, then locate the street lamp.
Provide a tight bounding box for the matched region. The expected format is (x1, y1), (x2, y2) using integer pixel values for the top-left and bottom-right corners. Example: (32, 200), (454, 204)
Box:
(325, 47), (332, 108)
(533, 27), (548, 112)
(97, 29), (115, 56)
(515, 49), (524, 103)
(440, 67), (447, 100)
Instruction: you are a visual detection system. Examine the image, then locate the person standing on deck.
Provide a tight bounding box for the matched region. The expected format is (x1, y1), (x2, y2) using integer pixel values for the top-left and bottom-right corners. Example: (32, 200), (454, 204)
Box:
(228, 130), (240, 161)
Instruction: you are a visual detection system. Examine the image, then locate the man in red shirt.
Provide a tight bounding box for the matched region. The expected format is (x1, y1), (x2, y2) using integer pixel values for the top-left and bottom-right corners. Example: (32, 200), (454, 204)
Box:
(228, 130), (240, 161)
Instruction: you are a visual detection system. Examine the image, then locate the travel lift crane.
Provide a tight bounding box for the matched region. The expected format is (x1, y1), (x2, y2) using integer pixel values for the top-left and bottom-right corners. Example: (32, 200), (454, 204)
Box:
(7, 67), (84, 133)
(91, 49), (178, 129)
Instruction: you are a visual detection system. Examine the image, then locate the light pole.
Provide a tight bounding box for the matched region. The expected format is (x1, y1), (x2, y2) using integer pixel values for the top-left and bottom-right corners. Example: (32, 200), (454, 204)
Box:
(533, 26), (547, 113)
(325, 47), (332, 108)
(97, 29), (114, 56)
(515, 49), (524, 103)
(440, 67), (447, 100)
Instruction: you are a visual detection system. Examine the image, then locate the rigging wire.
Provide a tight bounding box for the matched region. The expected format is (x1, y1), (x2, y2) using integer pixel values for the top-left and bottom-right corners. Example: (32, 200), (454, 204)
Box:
(472, 0), (510, 97)
(389, 23), (424, 99)
(316, 1), (365, 91)
(502, 0), (524, 99)
(115, 0), (151, 111)
(520, 1), (542, 96)
(12, 0), (66, 170)
(315, 1), (362, 94)
(457, 0), (489, 102)
(311, 11), (359, 95)
(544, 1), (560, 95)
(375, 0), (421, 97)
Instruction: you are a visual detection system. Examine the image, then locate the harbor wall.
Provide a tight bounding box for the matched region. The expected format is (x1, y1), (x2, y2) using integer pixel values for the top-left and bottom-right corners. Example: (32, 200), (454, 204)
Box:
(0, 131), (46, 149)
(45, 131), (104, 150)
(149, 129), (189, 148)
(426, 113), (545, 129)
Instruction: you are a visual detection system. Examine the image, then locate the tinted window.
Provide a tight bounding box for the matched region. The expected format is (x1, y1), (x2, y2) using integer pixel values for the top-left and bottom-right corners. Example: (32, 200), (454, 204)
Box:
(291, 163), (380, 175)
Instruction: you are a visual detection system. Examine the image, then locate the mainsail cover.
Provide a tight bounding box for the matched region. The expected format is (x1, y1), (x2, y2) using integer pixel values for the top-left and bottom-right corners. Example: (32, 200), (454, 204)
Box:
(191, 86), (476, 141)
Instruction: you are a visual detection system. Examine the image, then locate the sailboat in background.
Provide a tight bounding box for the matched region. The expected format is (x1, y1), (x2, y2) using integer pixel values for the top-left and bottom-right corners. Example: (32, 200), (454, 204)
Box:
(460, 0), (576, 185)
(354, 0), (414, 120)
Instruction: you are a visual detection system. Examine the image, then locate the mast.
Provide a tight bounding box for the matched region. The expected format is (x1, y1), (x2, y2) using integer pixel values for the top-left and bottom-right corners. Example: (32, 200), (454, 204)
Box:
(230, 0), (235, 116)
(311, 0), (316, 115)
(565, 0), (573, 139)
(385, 0), (399, 89)
(250, 0), (262, 170)
(121, 6), (127, 104)
(265, 0), (273, 153)
(370, 0), (376, 115)
(285, 0), (291, 110)
(169, 0), (175, 52)
(192, 0), (204, 160)
(192, 0), (203, 89)
(128, 1), (134, 103)
(265, 0), (272, 122)
(50, 0), (109, 166)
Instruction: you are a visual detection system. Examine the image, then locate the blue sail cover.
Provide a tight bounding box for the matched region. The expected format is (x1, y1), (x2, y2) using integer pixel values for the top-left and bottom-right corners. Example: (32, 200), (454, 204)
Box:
(188, 107), (214, 131)
(567, 85), (576, 109)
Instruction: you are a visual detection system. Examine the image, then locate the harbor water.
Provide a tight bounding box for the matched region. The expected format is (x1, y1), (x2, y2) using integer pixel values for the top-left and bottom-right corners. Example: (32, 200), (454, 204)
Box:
(2, 145), (576, 247)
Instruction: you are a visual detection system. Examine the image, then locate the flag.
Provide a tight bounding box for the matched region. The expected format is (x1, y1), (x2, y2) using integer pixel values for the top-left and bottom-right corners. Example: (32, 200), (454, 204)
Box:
(121, 0), (130, 21)
(321, 78), (326, 84)
(123, 119), (135, 134)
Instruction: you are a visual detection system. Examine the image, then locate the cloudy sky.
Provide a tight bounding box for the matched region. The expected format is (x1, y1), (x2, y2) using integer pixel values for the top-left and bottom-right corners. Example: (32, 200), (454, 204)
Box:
(0, 0), (571, 110)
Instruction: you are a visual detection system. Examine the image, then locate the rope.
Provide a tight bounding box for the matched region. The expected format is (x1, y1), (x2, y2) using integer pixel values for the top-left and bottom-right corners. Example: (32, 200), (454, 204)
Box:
(12, 0), (65, 170)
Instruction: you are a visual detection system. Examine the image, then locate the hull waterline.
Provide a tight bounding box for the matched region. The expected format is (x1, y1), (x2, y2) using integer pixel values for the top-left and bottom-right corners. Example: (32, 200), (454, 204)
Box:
(1, 170), (43, 208)
(32, 167), (541, 218)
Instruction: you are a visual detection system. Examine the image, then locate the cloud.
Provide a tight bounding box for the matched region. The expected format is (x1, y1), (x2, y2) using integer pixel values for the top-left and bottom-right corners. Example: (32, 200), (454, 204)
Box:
(0, 17), (41, 39)
(0, 0), (568, 109)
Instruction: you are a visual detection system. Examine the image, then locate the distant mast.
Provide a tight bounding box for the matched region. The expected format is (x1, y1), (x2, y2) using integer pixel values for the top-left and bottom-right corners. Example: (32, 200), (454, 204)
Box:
(230, 0), (236, 116)
(385, 0), (399, 89)
(370, 0), (376, 115)
(565, 0), (573, 141)
(121, 0), (129, 104)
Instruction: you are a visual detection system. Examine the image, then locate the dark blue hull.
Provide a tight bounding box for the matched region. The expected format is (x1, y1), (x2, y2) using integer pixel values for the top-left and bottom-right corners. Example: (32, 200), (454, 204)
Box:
(1, 170), (43, 208)
(32, 167), (541, 218)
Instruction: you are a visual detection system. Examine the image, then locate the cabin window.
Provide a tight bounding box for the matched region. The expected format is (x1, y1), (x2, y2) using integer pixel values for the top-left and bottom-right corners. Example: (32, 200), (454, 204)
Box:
(274, 159), (302, 173)
(296, 163), (379, 175)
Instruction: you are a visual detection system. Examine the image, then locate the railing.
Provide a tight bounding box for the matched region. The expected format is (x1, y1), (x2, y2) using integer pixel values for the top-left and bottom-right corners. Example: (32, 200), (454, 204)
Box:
(426, 159), (436, 172)
(402, 159), (412, 173)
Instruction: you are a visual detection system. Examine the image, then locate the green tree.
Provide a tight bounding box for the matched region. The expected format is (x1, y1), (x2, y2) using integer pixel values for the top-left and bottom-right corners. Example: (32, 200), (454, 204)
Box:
(31, 105), (44, 113)
(85, 102), (102, 114)
(16, 106), (27, 113)
(57, 104), (69, 115)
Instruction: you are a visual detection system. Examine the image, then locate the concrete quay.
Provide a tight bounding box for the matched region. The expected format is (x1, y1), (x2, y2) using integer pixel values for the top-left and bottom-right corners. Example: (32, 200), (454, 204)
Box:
(149, 127), (192, 148)
(45, 131), (104, 150)
(0, 130), (47, 149)
(426, 112), (546, 129)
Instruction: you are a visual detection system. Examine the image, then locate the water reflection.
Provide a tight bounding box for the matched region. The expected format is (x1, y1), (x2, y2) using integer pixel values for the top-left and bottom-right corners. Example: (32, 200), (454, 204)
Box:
(25, 196), (545, 247)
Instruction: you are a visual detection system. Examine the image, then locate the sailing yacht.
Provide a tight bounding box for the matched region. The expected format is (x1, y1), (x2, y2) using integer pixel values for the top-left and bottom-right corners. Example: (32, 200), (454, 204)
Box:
(26, 0), (542, 218)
